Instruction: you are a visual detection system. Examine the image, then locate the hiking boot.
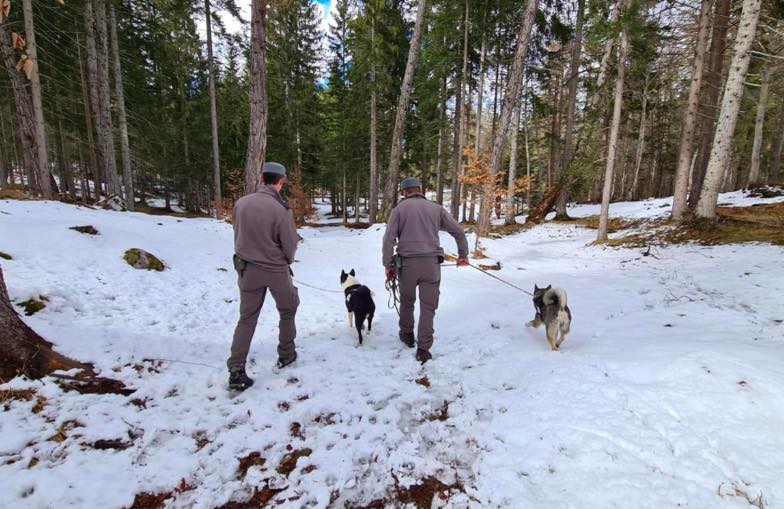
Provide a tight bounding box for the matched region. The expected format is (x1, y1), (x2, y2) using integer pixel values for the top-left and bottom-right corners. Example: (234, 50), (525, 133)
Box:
(276, 352), (297, 369)
(415, 348), (432, 364)
(399, 333), (415, 348)
(228, 367), (254, 391)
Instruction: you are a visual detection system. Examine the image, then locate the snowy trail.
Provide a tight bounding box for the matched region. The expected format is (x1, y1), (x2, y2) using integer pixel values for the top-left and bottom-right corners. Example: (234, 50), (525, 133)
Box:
(1, 194), (783, 508)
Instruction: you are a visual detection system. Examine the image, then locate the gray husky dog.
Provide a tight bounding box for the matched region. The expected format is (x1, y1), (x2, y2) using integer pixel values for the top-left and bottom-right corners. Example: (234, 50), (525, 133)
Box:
(526, 284), (571, 351)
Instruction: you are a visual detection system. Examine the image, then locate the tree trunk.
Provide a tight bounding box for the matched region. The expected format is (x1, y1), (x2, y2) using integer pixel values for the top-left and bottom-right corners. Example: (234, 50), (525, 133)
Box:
(85, 5), (106, 198)
(450, 0), (469, 220)
(555, 0), (585, 219)
(342, 169), (348, 223)
(524, 95), (532, 211)
(22, 0), (52, 198)
(769, 105), (784, 184)
(56, 104), (75, 200)
(381, 0), (428, 218)
(689, 0), (731, 209)
(435, 88), (446, 205)
(76, 33), (99, 201)
(474, 28), (487, 155)
(205, 0), (221, 205)
(695, 0), (760, 220)
(597, 28), (630, 242)
(368, 22), (378, 224)
(93, 0), (121, 198)
(671, 0), (713, 220)
(588, 1), (619, 112)
(477, 0), (540, 236)
(629, 72), (649, 200)
(747, 66), (769, 187)
(505, 102), (521, 225)
(109, 6), (134, 210)
(243, 0), (268, 196)
(354, 173), (361, 223)
(0, 265), (89, 381)
(548, 66), (561, 188)
(0, 22), (41, 195)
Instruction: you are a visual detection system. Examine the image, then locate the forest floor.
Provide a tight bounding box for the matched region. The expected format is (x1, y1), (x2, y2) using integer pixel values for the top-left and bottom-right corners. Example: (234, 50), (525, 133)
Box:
(1, 189), (783, 508)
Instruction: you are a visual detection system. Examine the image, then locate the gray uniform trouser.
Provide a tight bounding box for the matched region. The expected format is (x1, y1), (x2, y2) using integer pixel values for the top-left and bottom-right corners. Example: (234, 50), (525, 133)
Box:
(227, 263), (299, 370)
(398, 256), (441, 351)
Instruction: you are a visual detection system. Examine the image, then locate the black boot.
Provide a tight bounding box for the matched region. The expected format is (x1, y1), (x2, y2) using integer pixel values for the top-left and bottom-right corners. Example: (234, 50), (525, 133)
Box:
(415, 348), (432, 364)
(399, 333), (415, 348)
(228, 366), (254, 391)
(276, 352), (297, 369)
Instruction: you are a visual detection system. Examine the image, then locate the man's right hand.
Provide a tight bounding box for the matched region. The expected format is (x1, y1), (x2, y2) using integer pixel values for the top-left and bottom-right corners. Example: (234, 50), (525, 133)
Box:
(456, 257), (469, 267)
(385, 266), (396, 280)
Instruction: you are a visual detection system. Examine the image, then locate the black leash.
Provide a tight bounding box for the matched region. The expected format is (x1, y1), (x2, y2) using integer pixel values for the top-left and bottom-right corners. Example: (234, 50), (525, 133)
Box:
(385, 277), (401, 316)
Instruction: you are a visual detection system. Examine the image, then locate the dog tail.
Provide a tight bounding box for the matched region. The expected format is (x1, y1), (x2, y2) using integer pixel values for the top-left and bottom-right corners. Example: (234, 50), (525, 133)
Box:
(545, 288), (568, 310)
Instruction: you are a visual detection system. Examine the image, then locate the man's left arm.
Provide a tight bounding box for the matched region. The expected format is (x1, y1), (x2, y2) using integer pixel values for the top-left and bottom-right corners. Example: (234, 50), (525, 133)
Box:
(439, 208), (469, 261)
(279, 213), (299, 265)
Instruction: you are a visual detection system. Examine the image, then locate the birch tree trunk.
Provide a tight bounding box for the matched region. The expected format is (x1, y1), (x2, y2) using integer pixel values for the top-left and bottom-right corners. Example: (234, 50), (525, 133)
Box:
(450, 0), (469, 220)
(555, 0), (585, 219)
(769, 106), (784, 184)
(109, 6), (134, 210)
(381, 0), (427, 218)
(368, 22), (378, 224)
(505, 102), (521, 225)
(0, 22), (41, 195)
(243, 0), (268, 196)
(689, 0), (731, 209)
(597, 29), (630, 242)
(477, 0), (540, 237)
(93, 0), (121, 198)
(696, 0), (761, 220)
(671, 0), (713, 220)
(22, 0), (52, 198)
(205, 0), (222, 204)
(747, 66), (769, 187)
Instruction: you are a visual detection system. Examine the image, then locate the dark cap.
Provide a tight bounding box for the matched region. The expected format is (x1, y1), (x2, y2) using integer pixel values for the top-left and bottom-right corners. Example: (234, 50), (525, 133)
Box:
(262, 162), (286, 176)
(400, 177), (422, 191)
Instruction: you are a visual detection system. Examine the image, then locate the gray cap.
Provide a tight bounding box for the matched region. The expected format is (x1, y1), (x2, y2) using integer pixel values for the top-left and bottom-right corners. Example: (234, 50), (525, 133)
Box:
(262, 162), (286, 176)
(400, 177), (422, 191)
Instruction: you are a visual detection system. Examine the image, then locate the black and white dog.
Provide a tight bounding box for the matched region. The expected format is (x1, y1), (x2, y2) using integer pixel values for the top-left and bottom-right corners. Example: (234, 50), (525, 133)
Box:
(340, 269), (375, 345)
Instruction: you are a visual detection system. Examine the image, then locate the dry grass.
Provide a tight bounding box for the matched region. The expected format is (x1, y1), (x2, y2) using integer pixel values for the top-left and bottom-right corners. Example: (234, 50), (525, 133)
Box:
(598, 202), (784, 248)
(0, 185), (35, 200)
(134, 203), (208, 219)
(572, 215), (646, 233)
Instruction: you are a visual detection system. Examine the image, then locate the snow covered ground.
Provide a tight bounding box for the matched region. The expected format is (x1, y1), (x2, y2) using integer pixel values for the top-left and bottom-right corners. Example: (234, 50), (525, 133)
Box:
(1, 191), (783, 508)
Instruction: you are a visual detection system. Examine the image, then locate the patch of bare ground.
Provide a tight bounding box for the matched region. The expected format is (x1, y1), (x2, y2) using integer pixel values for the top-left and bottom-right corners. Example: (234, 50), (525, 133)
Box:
(597, 203), (784, 248)
(342, 475), (466, 509)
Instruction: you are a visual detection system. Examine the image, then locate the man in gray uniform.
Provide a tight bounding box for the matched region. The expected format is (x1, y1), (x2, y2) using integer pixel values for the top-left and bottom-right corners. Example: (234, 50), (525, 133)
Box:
(382, 177), (469, 363)
(228, 162), (300, 390)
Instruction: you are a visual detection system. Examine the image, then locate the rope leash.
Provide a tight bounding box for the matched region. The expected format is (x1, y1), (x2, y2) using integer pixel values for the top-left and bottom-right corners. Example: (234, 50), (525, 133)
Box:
(385, 277), (401, 316)
(465, 262), (533, 296)
(293, 279), (344, 293)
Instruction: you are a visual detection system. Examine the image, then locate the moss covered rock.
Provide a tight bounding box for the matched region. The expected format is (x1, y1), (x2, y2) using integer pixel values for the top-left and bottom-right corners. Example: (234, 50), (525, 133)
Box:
(0, 251), (12, 260)
(123, 248), (165, 271)
(18, 296), (48, 316)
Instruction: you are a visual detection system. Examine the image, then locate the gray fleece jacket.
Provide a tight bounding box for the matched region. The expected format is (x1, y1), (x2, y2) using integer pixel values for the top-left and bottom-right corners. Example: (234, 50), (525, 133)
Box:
(382, 193), (469, 267)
